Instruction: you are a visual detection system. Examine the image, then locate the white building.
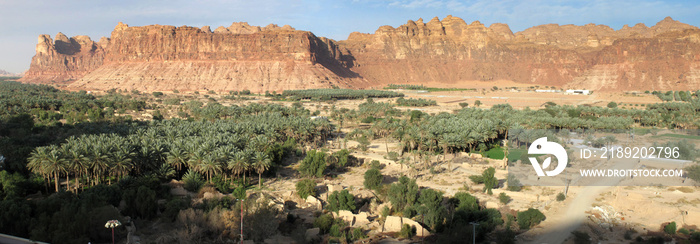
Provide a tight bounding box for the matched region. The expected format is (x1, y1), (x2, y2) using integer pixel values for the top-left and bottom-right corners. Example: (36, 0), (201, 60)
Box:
(565, 89), (590, 95)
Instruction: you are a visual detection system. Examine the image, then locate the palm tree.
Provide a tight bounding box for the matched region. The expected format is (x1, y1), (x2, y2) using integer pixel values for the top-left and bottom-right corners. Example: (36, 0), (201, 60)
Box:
(111, 148), (134, 182)
(166, 147), (188, 173)
(62, 144), (87, 193)
(90, 147), (110, 185)
(28, 146), (67, 192)
(27, 147), (50, 192)
(228, 151), (249, 181)
(197, 154), (222, 182)
(252, 152), (271, 188)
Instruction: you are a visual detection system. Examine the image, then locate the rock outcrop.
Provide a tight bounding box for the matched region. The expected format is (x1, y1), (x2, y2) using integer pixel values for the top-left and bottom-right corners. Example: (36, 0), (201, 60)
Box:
(383, 216), (431, 237)
(340, 16), (700, 90)
(20, 16), (700, 91)
(22, 22), (359, 92)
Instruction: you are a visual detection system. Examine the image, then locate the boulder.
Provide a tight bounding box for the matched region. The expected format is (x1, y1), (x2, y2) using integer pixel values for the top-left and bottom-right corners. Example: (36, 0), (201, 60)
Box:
(170, 186), (187, 196)
(485, 201), (500, 209)
(305, 227), (320, 242)
(305, 196), (322, 210)
(203, 191), (223, 200)
(383, 216), (431, 237)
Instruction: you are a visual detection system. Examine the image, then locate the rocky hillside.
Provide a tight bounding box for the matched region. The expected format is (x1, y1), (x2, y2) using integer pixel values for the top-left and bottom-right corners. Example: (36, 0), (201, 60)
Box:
(20, 17), (700, 91)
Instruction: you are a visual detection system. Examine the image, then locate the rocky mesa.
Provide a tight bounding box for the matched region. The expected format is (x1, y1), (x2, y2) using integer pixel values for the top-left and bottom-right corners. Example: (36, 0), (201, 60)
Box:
(22, 22), (359, 92)
(20, 16), (700, 91)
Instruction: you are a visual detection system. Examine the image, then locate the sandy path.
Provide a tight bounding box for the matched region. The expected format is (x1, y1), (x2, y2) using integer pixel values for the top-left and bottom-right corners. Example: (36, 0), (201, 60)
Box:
(528, 159), (637, 243)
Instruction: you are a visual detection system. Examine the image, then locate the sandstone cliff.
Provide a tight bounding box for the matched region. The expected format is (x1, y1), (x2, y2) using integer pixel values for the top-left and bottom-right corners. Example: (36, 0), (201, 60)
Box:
(22, 22), (359, 92)
(20, 17), (700, 91)
(340, 16), (700, 90)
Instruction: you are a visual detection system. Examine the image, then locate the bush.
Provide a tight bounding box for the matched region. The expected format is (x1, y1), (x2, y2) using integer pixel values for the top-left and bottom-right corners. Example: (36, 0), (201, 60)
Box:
(298, 150), (327, 177)
(332, 149), (352, 168)
(381, 206), (390, 219)
(517, 208), (545, 229)
(664, 221), (676, 235)
(468, 174), (483, 184)
(122, 186), (158, 219)
(482, 167), (498, 195)
(506, 174), (522, 192)
(245, 198), (281, 242)
(351, 228), (367, 241)
(152, 91), (164, 97)
(313, 213), (334, 234)
(400, 224), (416, 239)
(678, 228), (690, 235)
(182, 170), (204, 192)
(327, 190), (356, 213)
(363, 168), (383, 191)
(499, 192), (511, 205)
(607, 102), (617, 108)
(295, 179), (316, 199)
(556, 192), (566, 201)
(454, 192), (479, 212)
(387, 176), (419, 212)
(329, 224), (342, 237)
(458, 102), (469, 108)
(415, 188), (446, 230)
(164, 98), (181, 105)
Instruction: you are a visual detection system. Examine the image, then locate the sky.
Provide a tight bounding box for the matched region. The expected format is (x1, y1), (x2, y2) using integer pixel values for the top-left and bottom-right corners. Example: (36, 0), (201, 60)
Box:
(1, 0), (700, 74)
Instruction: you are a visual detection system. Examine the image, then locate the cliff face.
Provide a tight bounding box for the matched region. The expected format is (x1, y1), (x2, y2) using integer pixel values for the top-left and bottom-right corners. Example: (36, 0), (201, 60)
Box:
(339, 16), (700, 90)
(22, 22), (358, 92)
(23, 33), (105, 82)
(340, 15), (588, 87)
(20, 17), (700, 91)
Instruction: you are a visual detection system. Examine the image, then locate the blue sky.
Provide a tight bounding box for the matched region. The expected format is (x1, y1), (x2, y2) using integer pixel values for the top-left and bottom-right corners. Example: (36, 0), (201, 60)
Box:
(1, 0), (699, 73)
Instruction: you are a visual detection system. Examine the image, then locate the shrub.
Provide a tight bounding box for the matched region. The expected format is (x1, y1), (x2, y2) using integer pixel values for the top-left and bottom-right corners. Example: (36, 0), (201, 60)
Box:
(327, 190), (356, 213)
(607, 102), (617, 108)
(122, 186), (158, 219)
(245, 198), (281, 242)
(363, 168), (383, 191)
(381, 206), (390, 219)
(517, 208), (545, 229)
(329, 224), (342, 237)
(678, 228), (690, 235)
(387, 176), (419, 211)
(469, 175), (484, 184)
(164, 98), (181, 105)
(351, 228), (367, 241)
(295, 179), (316, 199)
(183, 170), (204, 192)
(506, 174), (522, 192)
(459, 102), (469, 108)
(332, 149), (352, 168)
(298, 150), (327, 177)
(313, 213), (334, 234)
(499, 192), (511, 205)
(152, 91), (163, 97)
(664, 221), (676, 235)
(400, 224), (416, 239)
(416, 188), (446, 230)
(369, 160), (381, 169)
(556, 192), (566, 201)
(454, 192), (479, 212)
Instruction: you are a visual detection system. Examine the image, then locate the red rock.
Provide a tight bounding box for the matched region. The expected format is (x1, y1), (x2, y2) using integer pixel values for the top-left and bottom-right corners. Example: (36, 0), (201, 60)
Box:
(19, 17), (700, 91)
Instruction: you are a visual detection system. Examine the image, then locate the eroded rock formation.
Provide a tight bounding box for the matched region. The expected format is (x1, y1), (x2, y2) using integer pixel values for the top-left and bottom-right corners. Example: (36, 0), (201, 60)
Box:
(20, 17), (700, 91)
